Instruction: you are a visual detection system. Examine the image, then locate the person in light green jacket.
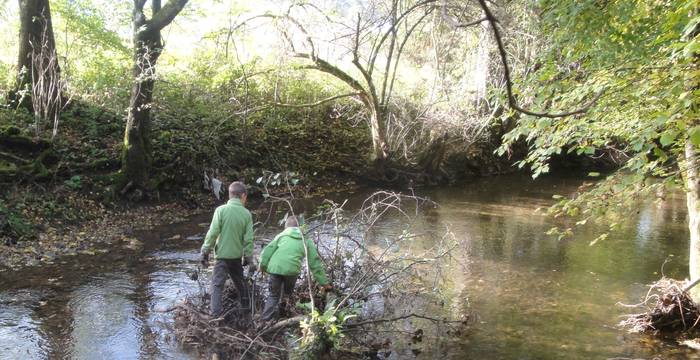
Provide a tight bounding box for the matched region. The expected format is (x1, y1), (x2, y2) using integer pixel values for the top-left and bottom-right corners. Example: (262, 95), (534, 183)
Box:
(259, 215), (331, 321)
(200, 181), (255, 317)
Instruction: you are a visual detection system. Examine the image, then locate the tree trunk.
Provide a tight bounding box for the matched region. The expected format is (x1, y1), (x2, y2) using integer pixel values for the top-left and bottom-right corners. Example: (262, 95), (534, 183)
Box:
(368, 108), (389, 175)
(14, 0), (59, 121)
(686, 4), (700, 302)
(686, 141), (700, 301)
(121, 0), (189, 194)
(419, 132), (449, 176)
(122, 28), (162, 190)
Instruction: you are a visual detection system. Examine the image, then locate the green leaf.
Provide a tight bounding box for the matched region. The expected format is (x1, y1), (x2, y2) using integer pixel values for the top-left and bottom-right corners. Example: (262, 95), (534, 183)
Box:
(659, 131), (675, 147)
(588, 172), (600, 177)
(690, 126), (700, 146)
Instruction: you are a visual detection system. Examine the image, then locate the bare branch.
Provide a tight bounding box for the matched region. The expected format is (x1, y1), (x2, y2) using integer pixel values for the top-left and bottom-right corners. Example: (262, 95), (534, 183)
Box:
(385, 8), (434, 106)
(367, 0), (436, 75)
(268, 92), (361, 108)
(293, 53), (369, 99)
(439, 0), (487, 28)
(455, 16), (488, 28)
(476, 0), (604, 118)
(379, 0), (399, 105)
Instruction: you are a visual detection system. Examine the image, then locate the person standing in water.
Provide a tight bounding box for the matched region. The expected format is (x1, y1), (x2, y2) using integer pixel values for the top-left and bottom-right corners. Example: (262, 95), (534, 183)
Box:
(201, 181), (256, 318)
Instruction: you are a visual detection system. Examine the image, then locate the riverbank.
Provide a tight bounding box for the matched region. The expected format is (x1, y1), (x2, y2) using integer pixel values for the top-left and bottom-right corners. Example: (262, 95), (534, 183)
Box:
(0, 196), (210, 272)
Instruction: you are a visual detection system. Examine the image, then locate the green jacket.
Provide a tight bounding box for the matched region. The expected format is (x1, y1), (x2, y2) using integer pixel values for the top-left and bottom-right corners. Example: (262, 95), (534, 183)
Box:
(201, 198), (254, 259)
(259, 227), (329, 285)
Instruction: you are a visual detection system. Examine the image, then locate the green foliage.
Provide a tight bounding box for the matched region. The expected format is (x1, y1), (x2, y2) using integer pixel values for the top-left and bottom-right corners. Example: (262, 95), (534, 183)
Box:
(0, 202), (33, 240)
(293, 300), (357, 359)
(500, 0), (700, 233)
(64, 175), (82, 190)
(52, 0), (130, 55)
(148, 56), (370, 187)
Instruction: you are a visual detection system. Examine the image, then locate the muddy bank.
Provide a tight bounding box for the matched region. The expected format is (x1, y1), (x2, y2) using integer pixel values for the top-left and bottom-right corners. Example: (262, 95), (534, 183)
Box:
(0, 197), (213, 272)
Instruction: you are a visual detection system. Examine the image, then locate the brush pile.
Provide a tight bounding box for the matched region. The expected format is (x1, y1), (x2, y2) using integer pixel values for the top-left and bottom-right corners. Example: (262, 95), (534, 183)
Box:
(619, 278), (700, 334)
(171, 278), (321, 359)
(169, 191), (468, 359)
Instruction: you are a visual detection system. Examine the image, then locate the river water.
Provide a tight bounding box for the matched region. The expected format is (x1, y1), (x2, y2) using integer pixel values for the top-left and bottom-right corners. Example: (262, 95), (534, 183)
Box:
(0, 175), (696, 359)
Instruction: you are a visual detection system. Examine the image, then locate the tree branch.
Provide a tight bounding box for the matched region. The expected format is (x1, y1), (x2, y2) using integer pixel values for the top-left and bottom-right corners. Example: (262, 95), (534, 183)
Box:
(347, 312), (464, 327)
(455, 16), (488, 28)
(268, 92), (361, 108)
(148, 0), (189, 32)
(379, 0), (399, 105)
(133, 0), (147, 27)
(440, 0), (487, 28)
(293, 53), (369, 100)
(385, 9), (434, 106)
(152, 0), (161, 14)
(476, 0), (604, 118)
(350, 16), (378, 106)
(368, 0), (436, 75)
(134, 0), (147, 12)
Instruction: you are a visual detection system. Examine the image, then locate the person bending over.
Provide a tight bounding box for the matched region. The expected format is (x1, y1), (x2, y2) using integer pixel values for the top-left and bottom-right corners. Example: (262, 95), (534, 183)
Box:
(258, 215), (331, 322)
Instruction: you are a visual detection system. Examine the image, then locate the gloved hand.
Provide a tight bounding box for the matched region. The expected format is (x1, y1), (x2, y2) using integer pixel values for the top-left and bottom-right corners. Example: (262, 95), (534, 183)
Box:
(243, 256), (256, 273)
(200, 252), (210, 267)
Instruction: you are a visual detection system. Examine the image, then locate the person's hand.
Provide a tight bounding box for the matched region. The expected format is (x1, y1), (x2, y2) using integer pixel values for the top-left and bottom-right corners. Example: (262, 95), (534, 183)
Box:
(200, 252), (210, 267)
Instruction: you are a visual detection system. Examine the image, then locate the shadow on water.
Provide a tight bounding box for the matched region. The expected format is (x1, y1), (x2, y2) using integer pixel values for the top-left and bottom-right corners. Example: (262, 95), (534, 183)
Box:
(0, 174), (698, 359)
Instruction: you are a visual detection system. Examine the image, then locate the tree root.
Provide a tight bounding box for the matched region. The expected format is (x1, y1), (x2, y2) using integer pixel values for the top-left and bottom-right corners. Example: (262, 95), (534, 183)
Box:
(619, 278), (700, 334)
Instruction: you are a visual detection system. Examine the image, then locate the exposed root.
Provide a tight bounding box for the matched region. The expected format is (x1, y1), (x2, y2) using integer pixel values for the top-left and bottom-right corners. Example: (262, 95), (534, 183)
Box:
(619, 278), (700, 334)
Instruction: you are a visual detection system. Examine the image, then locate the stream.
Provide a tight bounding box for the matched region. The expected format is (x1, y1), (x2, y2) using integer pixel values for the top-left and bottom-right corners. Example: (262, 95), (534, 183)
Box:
(0, 174), (697, 359)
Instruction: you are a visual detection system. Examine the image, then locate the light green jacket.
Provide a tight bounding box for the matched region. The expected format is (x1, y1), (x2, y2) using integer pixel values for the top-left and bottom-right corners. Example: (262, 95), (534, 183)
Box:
(259, 227), (329, 285)
(201, 198), (254, 259)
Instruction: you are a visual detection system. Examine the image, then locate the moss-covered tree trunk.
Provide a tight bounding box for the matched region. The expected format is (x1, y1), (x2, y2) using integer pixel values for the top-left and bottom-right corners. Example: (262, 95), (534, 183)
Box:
(121, 0), (189, 193)
(122, 27), (161, 189)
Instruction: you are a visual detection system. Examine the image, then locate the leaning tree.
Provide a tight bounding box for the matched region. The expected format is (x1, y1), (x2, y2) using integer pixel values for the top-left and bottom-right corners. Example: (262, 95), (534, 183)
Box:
(122, 0), (189, 195)
(231, 0), (490, 178)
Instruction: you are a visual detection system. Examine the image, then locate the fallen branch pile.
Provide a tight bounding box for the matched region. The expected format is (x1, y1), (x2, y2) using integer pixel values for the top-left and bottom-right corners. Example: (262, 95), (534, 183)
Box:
(619, 278), (700, 334)
(169, 190), (469, 359)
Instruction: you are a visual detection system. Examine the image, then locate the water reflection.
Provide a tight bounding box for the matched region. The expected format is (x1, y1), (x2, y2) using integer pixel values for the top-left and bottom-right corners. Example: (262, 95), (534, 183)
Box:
(0, 175), (697, 359)
(69, 275), (139, 359)
(0, 290), (48, 359)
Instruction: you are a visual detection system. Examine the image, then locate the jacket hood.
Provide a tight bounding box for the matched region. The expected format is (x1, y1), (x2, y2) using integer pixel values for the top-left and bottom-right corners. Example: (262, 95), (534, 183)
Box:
(281, 226), (303, 239)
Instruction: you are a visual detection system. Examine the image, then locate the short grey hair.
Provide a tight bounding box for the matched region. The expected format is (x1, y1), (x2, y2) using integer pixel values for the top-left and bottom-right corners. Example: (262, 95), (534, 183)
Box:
(228, 181), (247, 198)
(285, 215), (299, 228)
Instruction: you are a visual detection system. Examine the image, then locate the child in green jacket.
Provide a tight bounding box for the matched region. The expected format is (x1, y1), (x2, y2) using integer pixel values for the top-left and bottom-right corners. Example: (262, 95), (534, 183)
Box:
(258, 215), (331, 321)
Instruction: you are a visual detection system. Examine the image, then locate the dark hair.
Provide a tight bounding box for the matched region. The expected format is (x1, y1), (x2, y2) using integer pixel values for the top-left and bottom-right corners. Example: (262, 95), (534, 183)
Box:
(228, 181), (247, 199)
(285, 215), (299, 228)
